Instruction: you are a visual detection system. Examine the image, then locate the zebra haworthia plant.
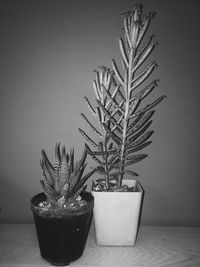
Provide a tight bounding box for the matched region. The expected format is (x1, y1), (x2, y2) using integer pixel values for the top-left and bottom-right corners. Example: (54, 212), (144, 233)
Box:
(79, 4), (166, 191)
(38, 143), (96, 214)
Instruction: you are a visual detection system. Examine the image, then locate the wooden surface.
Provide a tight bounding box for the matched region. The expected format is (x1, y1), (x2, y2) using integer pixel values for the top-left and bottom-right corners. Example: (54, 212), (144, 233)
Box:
(0, 224), (200, 267)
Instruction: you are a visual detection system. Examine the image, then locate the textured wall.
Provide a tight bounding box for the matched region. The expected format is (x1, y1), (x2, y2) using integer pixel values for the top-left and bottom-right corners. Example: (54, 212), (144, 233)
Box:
(0, 0), (200, 225)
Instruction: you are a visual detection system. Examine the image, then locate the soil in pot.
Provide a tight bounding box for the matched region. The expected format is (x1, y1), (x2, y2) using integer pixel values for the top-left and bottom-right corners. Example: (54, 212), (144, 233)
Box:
(31, 192), (94, 266)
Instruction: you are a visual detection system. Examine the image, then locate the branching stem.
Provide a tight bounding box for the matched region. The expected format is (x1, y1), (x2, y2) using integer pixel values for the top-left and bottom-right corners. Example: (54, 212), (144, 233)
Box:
(118, 47), (136, 187)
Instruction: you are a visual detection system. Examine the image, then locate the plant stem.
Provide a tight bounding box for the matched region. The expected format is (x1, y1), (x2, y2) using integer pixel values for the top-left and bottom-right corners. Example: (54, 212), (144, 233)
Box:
(104, 140), (109, 189)
(118, 47), (135, 187)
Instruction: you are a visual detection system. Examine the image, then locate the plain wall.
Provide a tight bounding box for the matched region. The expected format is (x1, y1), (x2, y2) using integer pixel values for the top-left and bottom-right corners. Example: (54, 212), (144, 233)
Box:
(0, 0), (200, 225)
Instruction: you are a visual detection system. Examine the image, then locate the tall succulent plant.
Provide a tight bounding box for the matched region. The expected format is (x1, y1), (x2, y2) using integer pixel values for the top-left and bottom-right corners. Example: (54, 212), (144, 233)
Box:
(79, 4), (166, 190)
(39, 143), (96, 209)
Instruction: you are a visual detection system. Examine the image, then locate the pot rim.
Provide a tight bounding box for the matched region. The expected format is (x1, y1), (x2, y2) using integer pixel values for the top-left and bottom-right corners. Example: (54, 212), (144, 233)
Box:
(31, 191), (94, 218)
(92, 179), (144, 193)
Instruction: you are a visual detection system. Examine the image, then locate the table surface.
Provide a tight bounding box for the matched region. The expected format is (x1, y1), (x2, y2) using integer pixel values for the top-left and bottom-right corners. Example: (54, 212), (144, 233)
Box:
(0, 224), (200, 267)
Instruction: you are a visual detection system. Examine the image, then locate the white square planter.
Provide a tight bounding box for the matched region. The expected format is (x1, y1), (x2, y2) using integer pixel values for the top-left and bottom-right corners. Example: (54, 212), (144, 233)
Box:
(92, 179), (144, 246)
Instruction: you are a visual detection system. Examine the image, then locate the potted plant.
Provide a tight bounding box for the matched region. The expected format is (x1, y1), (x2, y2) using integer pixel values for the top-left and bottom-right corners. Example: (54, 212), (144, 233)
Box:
(79, 3), (166, 246)
(31, 143), (96, 265)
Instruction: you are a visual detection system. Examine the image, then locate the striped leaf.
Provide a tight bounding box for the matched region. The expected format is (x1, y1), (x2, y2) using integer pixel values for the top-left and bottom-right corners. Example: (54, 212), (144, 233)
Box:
(132, 79), (159, 103)
(122, 16), (131, 48)
(122, 170), (139, 176)
(71, 169), (96, 196)
(54, 143), (61, 171)
(41, 150), (57, 184)
(127, 110), (155, 137)
(124, 154), (148, 166)
(131, 61), (157, 91)
(131, 95), (166, 119)
(136, 12), (155, 47)
(60, 147), (69, 185)
(85, 144), (105, 166)
(78, 128), (99, 149)
(127, 111), (145, 133)
(100, 84), (124, 114)
(130, 130), (154, 148)
(127, 120), (153, 144)
(119, 38), (128, 67)
(96, 100), (122, 131)
(125, 141), (152, 155)
(81, 113), (102, 137)
(103, 123), (122, 146)
(84, 96), (96, 117)
(134, 34), (156, 64)
(112, 59), (125, 86)
(39, 179), (58, 204)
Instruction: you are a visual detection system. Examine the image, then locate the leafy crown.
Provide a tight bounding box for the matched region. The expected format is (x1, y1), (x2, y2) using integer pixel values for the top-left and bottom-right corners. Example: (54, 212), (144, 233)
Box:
(40, 143), (96, 207)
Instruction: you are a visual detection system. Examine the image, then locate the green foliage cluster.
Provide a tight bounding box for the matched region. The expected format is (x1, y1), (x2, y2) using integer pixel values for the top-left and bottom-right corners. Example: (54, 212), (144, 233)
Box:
(79, 4), (166, 190)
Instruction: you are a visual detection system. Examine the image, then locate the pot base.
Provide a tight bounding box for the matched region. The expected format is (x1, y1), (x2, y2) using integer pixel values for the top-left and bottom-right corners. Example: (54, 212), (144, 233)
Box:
(45, 259), (70, 266)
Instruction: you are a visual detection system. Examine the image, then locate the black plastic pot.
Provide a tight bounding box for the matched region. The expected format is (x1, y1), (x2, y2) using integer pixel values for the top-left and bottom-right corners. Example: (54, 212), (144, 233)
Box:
(31, 192), (94, 266)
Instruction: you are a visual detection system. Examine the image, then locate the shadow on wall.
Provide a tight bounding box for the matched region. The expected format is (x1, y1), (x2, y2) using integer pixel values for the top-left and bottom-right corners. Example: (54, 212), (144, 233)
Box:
(0, 173), (34, 223)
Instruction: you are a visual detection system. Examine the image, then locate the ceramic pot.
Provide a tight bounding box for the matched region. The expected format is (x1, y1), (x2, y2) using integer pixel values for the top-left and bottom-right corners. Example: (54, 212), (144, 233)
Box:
(92, 179), (144, 246)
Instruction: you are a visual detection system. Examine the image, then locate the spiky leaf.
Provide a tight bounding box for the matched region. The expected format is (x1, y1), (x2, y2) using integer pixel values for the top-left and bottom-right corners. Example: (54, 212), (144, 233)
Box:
(71, 169), (96, 195)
